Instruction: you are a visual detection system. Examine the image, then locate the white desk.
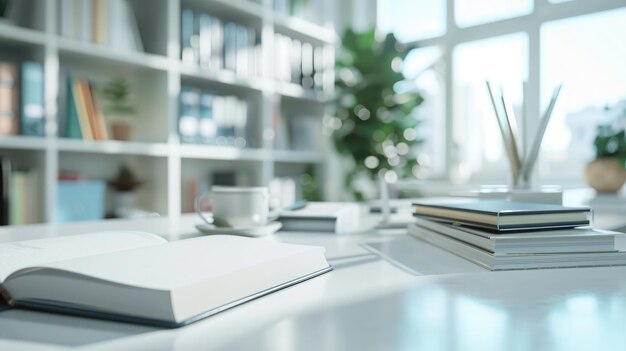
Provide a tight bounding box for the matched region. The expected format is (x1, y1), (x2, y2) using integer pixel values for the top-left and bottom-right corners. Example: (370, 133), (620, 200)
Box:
(2, 214), (626, 351)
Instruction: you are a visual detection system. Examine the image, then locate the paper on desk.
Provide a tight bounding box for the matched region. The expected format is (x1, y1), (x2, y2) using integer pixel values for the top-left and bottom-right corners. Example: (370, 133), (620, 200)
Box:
(362, 236), (486, 276)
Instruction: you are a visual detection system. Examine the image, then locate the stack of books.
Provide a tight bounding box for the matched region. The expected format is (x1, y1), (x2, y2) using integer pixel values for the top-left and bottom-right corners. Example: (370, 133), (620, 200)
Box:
(408, 200), (626, 270)
(0, 158), (39, 226)
(59, 72), (110, 140)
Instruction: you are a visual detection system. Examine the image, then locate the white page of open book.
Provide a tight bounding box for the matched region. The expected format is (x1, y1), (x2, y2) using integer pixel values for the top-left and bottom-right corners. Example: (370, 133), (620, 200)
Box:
(38, 235), (324, 290)
(0, 231), (167, 283)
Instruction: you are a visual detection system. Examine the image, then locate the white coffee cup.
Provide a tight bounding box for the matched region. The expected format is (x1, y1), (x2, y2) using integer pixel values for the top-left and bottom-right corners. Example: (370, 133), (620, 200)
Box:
(208, 186), (269, 228)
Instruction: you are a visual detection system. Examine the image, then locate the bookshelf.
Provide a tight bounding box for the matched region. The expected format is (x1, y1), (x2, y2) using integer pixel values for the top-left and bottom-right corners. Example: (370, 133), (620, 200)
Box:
(0, 0), (335, 224)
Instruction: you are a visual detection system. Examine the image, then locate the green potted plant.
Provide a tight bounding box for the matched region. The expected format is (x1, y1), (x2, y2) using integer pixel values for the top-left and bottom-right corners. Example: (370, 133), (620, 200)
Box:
(585, 123), (626, 193)
(101, 78), (136, 141)
(333, 27), (424, 200)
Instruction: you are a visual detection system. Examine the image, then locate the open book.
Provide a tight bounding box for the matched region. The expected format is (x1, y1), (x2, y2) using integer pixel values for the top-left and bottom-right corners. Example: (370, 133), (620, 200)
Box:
(0, 232), (331, 327)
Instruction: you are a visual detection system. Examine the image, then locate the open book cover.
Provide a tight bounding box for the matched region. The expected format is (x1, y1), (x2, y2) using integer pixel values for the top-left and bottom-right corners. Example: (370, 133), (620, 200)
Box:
(0, 232), (331, 328)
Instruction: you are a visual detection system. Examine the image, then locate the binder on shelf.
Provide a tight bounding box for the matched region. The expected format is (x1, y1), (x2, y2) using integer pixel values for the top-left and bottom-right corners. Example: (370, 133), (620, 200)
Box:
(20, 61), (45, 137)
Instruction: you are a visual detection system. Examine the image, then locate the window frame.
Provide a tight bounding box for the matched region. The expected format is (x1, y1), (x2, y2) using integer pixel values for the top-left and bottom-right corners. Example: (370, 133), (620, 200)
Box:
(388, 0), (626, 185)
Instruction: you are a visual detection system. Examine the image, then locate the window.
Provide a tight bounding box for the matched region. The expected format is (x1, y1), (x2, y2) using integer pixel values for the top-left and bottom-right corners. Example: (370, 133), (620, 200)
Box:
(540, 8), (626, 182)
(453, 34), (528, 183)
(402, 47), (446, 178)
(377, 0), (626, 186)
(377, 0), (446, 42)
(455, 0), (533, 27)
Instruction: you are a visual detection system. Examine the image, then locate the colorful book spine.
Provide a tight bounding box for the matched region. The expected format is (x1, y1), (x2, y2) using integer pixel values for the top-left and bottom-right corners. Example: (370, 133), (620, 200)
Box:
(0, 62), (18, 136)
(20, 61), (45, 137)
(65, 75), (83, 139)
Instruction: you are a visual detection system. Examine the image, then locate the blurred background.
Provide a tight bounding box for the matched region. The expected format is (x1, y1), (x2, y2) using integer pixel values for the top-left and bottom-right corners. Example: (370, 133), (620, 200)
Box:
(0, 0), (624, 225)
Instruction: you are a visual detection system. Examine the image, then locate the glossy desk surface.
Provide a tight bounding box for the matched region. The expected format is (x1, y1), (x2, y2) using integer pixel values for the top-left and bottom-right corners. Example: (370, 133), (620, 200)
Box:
(1, 214), (626, 351)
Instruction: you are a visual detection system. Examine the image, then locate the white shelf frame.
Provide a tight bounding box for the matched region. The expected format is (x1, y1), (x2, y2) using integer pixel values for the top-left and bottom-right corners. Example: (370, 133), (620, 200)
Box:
(0, 0), (334, 224)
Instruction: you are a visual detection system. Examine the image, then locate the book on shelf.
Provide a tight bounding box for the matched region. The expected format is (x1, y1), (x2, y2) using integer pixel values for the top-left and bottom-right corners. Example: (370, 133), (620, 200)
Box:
(0, 157), (10, 225)
(407, 223), (626, 271)
(278, 202), (362, 234)
(58, 0), (144, 52)
(413, 217), (618, 254)
(0, 157), (40, 226)
(20, 61), (45, 137)
(273, 33), (327, 91)
(179, 86), (248, 147)
(180, 9), (260, 79)
(0, 232), (331, 327)
(0, 62), (18, 136)
(412, 199), (592, 232)
(178, 86), (201, 144)
(63, 75), (109, 141)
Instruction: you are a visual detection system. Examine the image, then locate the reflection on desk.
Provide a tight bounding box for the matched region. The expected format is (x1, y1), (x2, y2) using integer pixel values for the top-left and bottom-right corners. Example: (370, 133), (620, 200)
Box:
(212, 266), (626, 351)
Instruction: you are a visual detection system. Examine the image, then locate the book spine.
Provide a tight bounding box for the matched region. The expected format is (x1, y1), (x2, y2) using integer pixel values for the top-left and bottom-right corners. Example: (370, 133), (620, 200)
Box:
(66, 75), (82, 139)
(199, 91), (215, 144)
(180, 8), (194, 65)
(73, 79), (94, 140)
(313, 46), (324, 91)
(223, 22), (237, 73)
(79, 79), (100, 140)
(179, 86), (200, 143)
(0, 157), (10, 226)
(80, 0), (93, 42)
(301, 42), (314, 89)
(0, 62), (18, 136)
(20, 61), (45, 137)
(210, 17), (223, 71)
(198, 13), (212, 70)
(235, 24), (248, 78)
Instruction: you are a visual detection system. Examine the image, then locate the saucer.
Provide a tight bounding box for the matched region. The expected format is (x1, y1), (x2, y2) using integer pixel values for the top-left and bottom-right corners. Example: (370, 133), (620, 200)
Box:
(195, 221), (282, 237)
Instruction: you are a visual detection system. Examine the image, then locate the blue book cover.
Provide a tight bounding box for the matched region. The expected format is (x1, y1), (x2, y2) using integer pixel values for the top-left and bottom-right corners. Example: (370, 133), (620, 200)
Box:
(20, 61), (45, 136)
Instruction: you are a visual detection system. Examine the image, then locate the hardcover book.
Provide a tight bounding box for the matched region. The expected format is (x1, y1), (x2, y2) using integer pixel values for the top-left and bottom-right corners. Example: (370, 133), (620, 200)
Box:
(20, 61), (45, 137)
(408, 223), (626, 271)
(0, 232), (331, 327)
(412, 200), (591, 231)
(413, 218), (619, 254)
